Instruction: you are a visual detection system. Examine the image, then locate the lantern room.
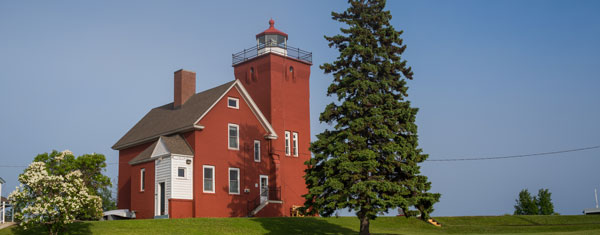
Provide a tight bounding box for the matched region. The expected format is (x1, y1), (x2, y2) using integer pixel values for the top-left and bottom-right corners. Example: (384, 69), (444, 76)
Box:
(256, 19), (288, 55)
(232, 19), (312, 66)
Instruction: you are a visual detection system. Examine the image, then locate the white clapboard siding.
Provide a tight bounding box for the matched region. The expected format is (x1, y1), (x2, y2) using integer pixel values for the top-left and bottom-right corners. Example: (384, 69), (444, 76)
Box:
(171, 155), (193, 199)
(155, 157), (171, 214)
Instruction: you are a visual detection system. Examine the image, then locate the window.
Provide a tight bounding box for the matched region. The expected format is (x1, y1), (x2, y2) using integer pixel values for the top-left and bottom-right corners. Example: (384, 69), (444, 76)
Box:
(228, 124), (239, 150)
(227, 97), (239, 109)
(285, 131), (291, 156)
(229, 168), (240, 194)
(254, 140), (261, 162)
(292, 132), (298, 157)
(178, 167), (186, 178)
(140, 168), (145, 192)
(203, 165), (215, 193)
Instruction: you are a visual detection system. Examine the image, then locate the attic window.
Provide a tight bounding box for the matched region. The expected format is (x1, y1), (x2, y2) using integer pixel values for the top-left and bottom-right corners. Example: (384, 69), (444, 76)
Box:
(227, 97), (239, 109)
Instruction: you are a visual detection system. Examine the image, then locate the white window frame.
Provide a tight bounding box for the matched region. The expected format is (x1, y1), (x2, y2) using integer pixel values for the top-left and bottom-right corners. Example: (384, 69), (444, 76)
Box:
(285, 131), (291, 156)
(203, 165), (215, 193)
(177, 167), (186, 179)
(254, 140), (261, 162)
(292, 132), (298, 157)
(228, 168), (240, 195)
(227, 97), (239, 109)
(140, 168), (146, 192)
(228, 123), (239, 150)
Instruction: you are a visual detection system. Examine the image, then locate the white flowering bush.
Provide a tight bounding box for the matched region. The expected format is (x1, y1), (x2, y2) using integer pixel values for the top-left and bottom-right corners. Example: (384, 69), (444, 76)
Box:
(9, 161), (102, 234)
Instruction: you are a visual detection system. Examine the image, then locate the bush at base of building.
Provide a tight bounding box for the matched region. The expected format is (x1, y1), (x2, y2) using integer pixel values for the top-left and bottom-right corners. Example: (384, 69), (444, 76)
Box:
(9, 161), (102, 235)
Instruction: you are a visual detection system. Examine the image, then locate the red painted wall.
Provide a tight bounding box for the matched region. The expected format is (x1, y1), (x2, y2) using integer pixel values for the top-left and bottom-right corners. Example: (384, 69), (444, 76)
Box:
(169, 199), (193, 218)
(192, 87), (278, 217)
(130, 160), (155, 219)
(234, 53), (312, 216)
(117, 142), (153, 210)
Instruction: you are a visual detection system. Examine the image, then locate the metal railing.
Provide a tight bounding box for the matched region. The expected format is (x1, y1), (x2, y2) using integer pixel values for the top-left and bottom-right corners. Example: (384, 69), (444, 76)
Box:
(232, 45), (312, 65)
(247, 186), (281, 216)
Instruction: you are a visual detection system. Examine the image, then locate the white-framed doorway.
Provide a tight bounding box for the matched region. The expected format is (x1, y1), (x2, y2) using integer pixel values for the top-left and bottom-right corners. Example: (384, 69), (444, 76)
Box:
(155, 181), (166, 217)
(259, 175), (269, 204)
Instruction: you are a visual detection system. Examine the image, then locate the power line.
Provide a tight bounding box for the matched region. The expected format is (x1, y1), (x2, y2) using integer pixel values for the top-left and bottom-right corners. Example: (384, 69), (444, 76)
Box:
(425, 145), (600, 162)
(0, 145), (598, 167)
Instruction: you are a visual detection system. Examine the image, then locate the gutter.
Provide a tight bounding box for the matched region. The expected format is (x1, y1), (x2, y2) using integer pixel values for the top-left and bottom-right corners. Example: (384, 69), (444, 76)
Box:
(112, 124), (204, 150)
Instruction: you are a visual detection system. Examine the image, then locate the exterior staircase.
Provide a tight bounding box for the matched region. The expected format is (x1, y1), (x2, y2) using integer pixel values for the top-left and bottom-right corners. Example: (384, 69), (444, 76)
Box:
(247, 187), (282, 217)
(249, 200), (282, 216)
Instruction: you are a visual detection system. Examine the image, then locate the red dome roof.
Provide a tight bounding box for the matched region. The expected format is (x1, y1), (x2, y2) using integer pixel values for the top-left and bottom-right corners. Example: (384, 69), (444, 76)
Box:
(256, 19), (288, 39)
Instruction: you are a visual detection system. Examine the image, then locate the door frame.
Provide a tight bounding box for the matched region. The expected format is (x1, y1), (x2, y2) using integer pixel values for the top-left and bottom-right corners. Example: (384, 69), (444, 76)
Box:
(155, 181), (166, 217)
(259, 175), (269, 203)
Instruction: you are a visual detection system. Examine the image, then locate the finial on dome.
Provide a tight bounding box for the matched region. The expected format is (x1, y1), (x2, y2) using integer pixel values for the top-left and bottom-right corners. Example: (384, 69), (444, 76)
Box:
(269, 18), (275, 28)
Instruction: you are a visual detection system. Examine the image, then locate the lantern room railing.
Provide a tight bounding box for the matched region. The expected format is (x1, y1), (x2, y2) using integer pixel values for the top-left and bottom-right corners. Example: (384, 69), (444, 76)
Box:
(232, 44), (312, 65)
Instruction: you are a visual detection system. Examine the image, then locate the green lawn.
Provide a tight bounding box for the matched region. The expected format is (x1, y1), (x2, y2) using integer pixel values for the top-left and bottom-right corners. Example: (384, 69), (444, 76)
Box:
(1, 215), (599, 235)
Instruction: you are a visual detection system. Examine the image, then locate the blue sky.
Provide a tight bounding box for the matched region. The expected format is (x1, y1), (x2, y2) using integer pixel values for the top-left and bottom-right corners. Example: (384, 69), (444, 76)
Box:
(1, 0), (599, 216)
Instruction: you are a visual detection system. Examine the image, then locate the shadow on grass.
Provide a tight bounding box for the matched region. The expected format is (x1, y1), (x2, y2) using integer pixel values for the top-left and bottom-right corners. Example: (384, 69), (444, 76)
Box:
(9, 222), (91, 235)
(514, 216), (541, 226)
(254, 217), (356, 235)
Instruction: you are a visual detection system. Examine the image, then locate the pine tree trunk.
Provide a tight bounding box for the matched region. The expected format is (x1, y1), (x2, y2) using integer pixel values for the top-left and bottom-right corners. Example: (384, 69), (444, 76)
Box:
(359, 216), (370, 235)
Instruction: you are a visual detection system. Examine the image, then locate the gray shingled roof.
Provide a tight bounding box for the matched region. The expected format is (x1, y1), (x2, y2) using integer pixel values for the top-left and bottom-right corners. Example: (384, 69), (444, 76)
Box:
(113, 81), (236, 150)
(161, 134), (194, 155)
(128, 141), (157, 165)
(129, 134), (194, 165)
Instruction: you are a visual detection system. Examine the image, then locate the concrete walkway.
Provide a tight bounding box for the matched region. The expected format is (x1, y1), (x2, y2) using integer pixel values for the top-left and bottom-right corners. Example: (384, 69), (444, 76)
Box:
(0, 222), (16, 230)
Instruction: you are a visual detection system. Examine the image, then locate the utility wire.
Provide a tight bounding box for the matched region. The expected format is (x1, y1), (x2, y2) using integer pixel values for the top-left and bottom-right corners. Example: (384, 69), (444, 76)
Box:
(1, 145), (599, 167)
(425, 145), (600, 162)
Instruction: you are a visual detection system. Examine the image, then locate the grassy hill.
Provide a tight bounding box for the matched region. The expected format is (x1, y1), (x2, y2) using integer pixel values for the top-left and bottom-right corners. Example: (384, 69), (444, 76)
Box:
(1, 215), (600, 234)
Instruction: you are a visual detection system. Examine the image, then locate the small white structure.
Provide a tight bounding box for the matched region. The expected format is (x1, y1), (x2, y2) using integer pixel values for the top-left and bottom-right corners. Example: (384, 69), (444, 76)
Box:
(584, 188), (600, 215)
(0, 177), (5, 224)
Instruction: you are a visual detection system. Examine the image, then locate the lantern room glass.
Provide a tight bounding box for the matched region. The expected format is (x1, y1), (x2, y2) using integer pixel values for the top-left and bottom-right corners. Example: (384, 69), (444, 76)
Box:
(258, 34), (286, 49)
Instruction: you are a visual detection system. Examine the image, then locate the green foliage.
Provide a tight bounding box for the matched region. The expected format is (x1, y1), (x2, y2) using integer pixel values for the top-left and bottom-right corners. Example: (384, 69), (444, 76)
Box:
(513, 188), (555, 215)
(99, 186), (117, 211)
(33, 150), (115, 214)
(303, 0), (439, 234)
(514, 189), (538, 215)
(9, 161), (102, 235)
(536, 188), (554, 215)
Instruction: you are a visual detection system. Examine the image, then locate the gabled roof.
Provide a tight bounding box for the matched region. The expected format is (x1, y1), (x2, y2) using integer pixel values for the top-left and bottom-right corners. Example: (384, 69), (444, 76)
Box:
(113, 80), (277, 150)
(0, 177), (5, 184)
(129, 135), (194, 165)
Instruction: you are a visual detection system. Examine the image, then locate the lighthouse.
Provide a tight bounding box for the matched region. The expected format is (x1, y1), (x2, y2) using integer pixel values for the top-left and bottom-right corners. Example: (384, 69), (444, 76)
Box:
(232, 19), (313, 216)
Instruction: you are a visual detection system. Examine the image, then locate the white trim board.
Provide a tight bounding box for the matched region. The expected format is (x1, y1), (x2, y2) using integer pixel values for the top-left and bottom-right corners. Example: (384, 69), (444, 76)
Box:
(193, 80), (278, 140)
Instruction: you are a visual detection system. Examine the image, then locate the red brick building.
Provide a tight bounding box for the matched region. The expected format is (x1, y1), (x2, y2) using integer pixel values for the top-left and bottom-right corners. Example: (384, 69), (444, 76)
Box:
(112, 20), (312, 219)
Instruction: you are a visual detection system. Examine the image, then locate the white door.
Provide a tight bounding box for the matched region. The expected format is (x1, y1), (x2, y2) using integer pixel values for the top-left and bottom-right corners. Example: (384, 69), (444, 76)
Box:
(259, 175), (268, 204)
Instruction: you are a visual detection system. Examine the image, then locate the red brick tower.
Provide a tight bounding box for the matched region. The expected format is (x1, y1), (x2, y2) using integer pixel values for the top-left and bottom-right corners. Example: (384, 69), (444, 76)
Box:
(232, 19), (312, 216)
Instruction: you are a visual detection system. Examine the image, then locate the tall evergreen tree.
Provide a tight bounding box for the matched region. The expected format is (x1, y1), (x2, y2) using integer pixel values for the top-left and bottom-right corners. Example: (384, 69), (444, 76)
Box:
(302, 1), (440, 234)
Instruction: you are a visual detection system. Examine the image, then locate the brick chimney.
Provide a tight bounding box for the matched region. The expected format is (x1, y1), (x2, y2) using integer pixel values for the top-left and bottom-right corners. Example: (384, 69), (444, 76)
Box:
(173, 69), (196, 109)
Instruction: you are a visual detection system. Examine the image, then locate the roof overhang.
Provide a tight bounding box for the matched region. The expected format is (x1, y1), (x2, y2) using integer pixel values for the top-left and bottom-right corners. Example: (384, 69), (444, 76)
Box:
(112, 125), (204, 150)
